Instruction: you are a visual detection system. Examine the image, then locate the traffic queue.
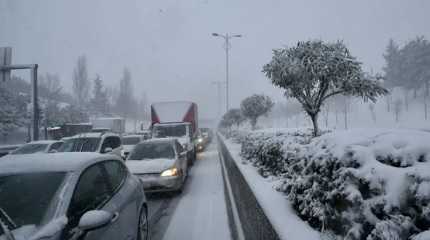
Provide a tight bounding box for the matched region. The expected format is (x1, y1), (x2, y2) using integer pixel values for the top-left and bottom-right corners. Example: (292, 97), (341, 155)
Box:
(0, 101), (213, 240)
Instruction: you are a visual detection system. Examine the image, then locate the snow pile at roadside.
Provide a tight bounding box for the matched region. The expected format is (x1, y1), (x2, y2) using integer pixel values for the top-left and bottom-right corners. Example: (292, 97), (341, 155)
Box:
(232, 128), (430, 239)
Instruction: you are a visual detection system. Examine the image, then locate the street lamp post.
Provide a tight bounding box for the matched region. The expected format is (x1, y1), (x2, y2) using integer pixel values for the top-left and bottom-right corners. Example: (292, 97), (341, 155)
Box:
(212, 33), (241, 112)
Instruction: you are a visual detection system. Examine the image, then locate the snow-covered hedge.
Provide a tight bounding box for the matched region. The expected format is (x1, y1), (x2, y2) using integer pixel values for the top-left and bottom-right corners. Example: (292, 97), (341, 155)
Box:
(232, 129), (430, 239)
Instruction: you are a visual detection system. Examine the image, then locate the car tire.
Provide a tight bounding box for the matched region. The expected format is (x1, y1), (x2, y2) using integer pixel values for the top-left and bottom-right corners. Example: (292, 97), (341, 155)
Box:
(138, 205), (149, 240)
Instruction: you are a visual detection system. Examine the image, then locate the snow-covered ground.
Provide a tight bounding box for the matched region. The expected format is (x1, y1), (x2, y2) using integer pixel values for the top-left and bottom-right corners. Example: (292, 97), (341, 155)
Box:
(160, 143), (231, 240)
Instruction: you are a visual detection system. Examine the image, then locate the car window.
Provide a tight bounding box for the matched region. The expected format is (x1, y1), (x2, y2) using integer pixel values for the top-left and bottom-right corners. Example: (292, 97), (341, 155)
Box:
(111, 137), (121, 149)
(101, 137), (113, 152)
(67, 163), (111, 228)
(11, 144), (48, 154)
(0, 172), (66, 235)
(58, 138), (100, 153)
(128, 142), (176, 160)
(49, 142), (63, 151)
(122, 136), (140, 145)
(102, 161), (127, 193)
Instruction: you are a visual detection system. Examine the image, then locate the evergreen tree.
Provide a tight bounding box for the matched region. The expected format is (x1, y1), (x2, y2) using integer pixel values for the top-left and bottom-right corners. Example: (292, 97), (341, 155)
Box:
(90, 75), (109, 115)
(73, 55), (90, 109)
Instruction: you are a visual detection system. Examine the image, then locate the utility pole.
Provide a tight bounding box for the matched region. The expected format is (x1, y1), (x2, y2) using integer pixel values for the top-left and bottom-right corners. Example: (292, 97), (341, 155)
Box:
(212, 81), (226, 119)
(212, 33), (242, 112)
(0, 47), (40, 141)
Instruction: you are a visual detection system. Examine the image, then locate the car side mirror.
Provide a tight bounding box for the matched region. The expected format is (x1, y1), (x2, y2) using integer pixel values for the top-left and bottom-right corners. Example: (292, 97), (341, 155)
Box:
(78, 210), (113, 231)
(103, 147), (113, 153)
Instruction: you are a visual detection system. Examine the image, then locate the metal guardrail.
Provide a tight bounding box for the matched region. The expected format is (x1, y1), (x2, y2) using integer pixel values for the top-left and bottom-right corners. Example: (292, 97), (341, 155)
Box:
(217, 134), (280, 240)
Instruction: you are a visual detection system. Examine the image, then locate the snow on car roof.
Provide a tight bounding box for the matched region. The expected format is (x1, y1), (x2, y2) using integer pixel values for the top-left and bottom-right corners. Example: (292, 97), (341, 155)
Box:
(27, 140), (62, 144)
(141, 137), (177, 144)
(152, 101), (192, 123)
(0, 152), (114, 174)
(123, 134), (143, 138)
(68, 132), (118, 138)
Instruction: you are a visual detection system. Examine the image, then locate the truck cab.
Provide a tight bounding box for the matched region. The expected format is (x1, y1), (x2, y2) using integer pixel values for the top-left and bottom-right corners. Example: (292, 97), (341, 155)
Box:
(152, 122), (196, 165)
(150, 101), (198, 165)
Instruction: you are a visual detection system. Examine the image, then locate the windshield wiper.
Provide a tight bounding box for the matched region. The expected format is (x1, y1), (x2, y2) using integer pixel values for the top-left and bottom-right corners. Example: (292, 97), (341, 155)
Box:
(0, 207), (16, 240)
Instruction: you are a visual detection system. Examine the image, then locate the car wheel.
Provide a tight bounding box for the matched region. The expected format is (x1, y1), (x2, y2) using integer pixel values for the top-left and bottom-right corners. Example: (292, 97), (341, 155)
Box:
(138, 205), (149, 240)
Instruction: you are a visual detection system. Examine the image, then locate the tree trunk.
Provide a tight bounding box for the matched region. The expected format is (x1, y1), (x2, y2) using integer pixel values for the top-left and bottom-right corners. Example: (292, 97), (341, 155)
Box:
(251, 118), (257, 130)
(309, 113), (320, 137)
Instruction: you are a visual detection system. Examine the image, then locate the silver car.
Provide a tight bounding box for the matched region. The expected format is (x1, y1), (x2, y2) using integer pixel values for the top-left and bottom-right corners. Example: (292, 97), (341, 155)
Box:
(0, 152), (148, 240)
(126, 138), (188, 193)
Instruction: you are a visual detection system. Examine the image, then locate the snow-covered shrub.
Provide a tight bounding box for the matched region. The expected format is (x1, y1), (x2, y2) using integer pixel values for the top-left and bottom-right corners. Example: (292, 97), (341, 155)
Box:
(236, 128), (430, 239)
(238, 129), (314, 178)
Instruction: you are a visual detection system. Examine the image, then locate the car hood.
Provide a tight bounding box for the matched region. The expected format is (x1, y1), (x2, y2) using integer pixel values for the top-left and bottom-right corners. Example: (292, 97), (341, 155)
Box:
(1, 216), (67, 240)
(126, 158), (175, 174)
(122, 145), (135, 153)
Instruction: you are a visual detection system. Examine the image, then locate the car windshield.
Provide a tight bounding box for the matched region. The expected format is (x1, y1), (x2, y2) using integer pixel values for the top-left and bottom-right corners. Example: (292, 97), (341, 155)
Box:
(58, 137), (100, 152)
(11, 144), (48, 155)
(122, 137), (140, 145)
(128, 142), (175, 160)
(153, 125), (187, 138)
(0, 172), (66, 235)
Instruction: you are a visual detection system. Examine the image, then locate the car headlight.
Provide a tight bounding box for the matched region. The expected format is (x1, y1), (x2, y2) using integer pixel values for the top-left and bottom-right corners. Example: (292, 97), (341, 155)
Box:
(198, 138), (203, 143)
(161, 168), (179, 177)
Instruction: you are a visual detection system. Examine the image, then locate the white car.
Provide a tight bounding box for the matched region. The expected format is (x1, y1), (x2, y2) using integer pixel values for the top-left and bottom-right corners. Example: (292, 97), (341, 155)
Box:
(58, 132), (123, 158)
(126, 138), (188, 193)
(9, 140), (64, 155)
(121, 134), (147, 158)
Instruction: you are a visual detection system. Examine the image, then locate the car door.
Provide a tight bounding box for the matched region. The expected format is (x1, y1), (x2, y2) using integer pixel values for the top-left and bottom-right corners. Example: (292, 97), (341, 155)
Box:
(110, 137), (123, 158)
(102, 160), (140, 240)
(63, 162), (123, 240)
(175, 141), (188, 179)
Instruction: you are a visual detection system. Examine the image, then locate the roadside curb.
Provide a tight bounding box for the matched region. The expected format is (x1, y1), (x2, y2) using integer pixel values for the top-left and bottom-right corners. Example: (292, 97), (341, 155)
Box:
(217, 134), (280, 240)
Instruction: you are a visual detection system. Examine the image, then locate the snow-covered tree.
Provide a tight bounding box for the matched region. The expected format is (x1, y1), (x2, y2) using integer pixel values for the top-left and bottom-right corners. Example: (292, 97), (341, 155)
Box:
(0, 82), (28, 139)
(263, 40), (388, 136)
(115, 68), (137, 119)
(39, 73), (63, 128)
(227, 109), (246, 128)
(90, 75), (109, 115)
(73, 55), (90, 109)
(240, 94), (273, 130)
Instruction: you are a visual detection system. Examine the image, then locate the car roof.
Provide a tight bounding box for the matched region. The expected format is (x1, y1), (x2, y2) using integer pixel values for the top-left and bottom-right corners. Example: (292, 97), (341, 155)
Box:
(68, 132), (119, 139)
(123, 134), (143, 138)
(141, 138), (177, 144)
(27, 140), (62, 144)
(0, 152), (117, 174)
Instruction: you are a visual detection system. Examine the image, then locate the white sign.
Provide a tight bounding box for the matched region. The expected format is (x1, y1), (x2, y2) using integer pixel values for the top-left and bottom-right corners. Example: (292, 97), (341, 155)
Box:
(0, 47), (12, 81)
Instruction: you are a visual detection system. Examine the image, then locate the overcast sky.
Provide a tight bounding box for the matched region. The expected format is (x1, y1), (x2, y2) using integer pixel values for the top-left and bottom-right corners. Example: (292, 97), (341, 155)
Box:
(1, 0), (429, 119)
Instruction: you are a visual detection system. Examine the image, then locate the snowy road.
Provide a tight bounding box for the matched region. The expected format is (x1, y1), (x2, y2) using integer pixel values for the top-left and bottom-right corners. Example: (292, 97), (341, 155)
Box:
(146, 142), (231, 240)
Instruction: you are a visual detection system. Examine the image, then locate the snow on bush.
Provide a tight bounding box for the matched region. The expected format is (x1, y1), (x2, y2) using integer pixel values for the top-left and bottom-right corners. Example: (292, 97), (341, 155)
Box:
(232, 128), (430, 239)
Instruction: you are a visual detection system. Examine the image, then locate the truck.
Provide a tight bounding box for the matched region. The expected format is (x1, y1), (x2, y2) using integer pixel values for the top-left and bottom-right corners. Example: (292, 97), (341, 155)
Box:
(92, 117), (126, 134)
(151, 101), (198, 164)
(47, 123), (93, 140)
